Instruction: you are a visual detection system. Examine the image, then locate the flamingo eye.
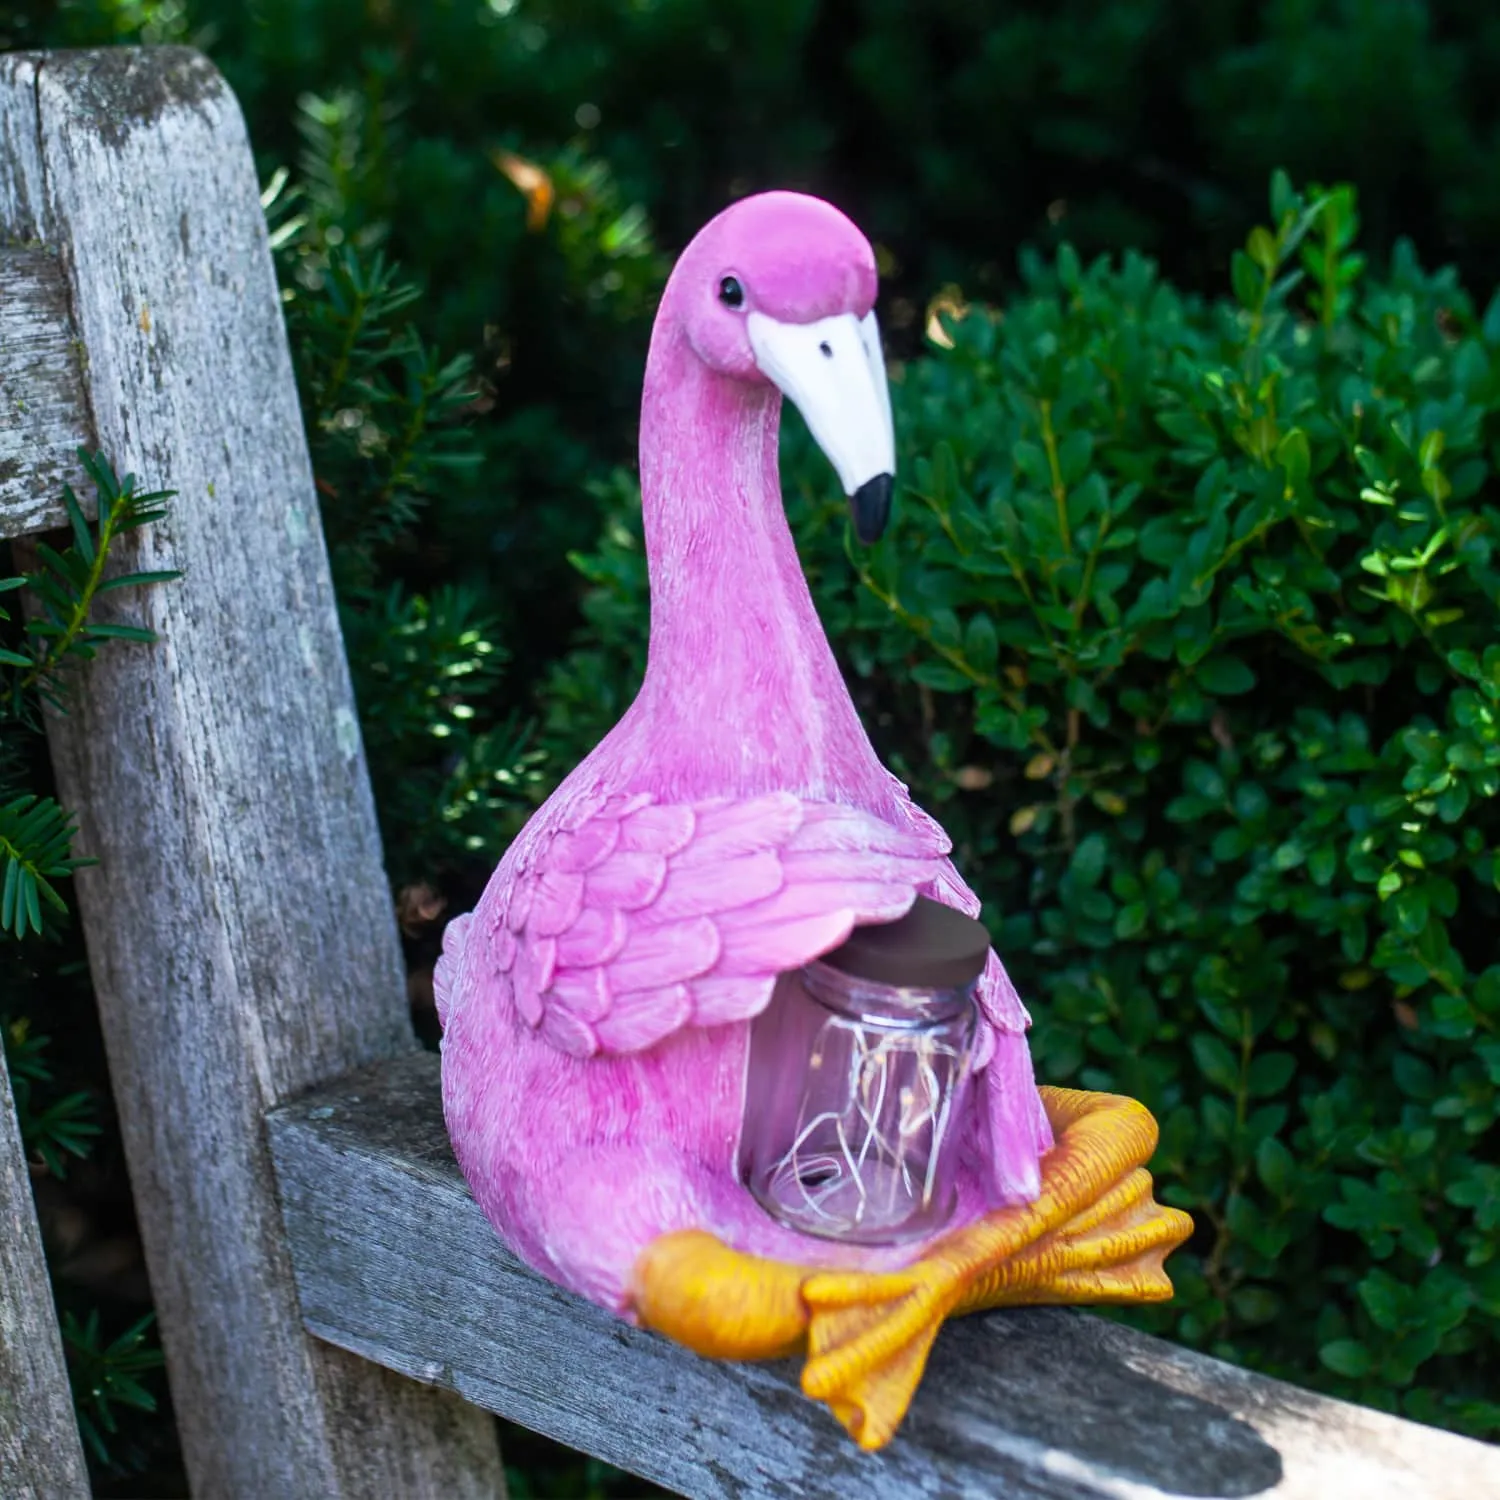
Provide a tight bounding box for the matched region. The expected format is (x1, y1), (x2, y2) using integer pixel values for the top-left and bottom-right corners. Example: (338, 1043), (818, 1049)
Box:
(718, 276), (745, 309)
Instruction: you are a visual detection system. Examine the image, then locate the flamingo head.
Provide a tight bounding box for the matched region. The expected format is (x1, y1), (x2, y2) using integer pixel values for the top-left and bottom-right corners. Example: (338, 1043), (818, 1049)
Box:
(662, 190), (896, 543)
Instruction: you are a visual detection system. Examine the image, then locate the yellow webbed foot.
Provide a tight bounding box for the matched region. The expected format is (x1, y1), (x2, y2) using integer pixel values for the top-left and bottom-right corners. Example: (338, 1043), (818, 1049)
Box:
(629, 1087), (1194, 1452)
(796, 1089), (1192, 1445)
(951, 1087), (1195, 1313)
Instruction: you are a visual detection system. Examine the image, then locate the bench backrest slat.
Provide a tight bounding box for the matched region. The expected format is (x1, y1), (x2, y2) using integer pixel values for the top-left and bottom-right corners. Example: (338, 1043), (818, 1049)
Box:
(1, 1061), (90, 1499)
(0, 48), (501, 1498)
(0, 248), (91, 536)
(0, 59), (92, 1500)
(0, 250), (93, 540)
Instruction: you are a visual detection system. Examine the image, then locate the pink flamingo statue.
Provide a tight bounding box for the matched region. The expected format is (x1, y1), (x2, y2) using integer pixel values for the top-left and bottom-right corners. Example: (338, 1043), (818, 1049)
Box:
(437, 190), (1191, 1449)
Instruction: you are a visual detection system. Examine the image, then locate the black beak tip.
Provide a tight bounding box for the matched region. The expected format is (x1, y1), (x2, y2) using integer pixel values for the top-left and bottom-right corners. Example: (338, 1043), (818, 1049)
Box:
(851, 473), (894, 545)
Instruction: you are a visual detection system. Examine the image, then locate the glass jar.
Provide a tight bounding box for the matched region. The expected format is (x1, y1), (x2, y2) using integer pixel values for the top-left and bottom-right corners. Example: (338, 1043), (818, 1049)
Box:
(739, 896), (985, 1246)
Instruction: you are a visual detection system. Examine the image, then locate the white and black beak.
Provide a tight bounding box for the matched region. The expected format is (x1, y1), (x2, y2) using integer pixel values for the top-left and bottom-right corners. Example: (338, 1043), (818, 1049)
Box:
(748, 309), (897, 544)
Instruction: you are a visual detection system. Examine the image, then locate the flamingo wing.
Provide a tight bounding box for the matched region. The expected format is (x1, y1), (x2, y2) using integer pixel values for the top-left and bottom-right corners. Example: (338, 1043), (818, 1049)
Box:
(452, 789), (951, 1058)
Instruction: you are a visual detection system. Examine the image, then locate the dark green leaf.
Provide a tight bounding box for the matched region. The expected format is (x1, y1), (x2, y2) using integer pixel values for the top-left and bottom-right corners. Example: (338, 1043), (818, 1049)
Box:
(1320, 1340), (1374, 1379)
(1192, 1033), (1240, 1093)
(1197, 656), (1256, 695)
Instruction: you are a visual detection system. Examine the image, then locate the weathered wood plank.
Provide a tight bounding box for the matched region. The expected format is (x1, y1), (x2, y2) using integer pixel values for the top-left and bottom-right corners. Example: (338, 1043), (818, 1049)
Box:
(0, 54), (47, 243)
(0, 59), (91, 1498)
(0, 1056), (89, 1499)
(269, 1052), (1500, 1500)
(0, 47), (503, 1499)
(0, 248), (93, 538)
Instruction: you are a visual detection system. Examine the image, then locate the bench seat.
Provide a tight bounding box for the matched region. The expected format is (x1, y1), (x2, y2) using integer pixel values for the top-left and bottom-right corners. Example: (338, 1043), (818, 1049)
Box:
(267, 1052), (1498, 1500)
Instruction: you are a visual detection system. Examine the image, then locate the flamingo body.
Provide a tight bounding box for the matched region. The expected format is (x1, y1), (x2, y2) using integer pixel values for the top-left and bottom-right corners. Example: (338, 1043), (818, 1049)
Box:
(438, 191), (1053, 1313)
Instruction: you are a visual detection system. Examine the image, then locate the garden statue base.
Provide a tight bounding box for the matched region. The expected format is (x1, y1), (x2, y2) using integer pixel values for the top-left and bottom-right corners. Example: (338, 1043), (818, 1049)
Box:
(632, 1089), (1193, 1451)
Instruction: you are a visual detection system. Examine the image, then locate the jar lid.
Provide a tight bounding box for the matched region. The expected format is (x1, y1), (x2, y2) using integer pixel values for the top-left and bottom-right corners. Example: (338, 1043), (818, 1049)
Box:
(819, 895), (990, 990)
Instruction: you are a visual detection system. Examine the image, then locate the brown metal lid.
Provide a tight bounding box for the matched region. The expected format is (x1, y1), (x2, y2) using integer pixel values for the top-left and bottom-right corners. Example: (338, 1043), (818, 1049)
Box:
(818, 895), (990, 990)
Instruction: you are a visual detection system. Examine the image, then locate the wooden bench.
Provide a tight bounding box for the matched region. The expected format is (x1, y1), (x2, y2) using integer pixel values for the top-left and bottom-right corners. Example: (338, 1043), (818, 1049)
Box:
(1, 44), (1496, 1500)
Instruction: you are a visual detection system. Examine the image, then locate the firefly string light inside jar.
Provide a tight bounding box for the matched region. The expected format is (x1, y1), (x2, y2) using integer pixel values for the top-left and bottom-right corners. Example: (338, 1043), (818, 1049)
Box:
(739, 897), (987, 1245)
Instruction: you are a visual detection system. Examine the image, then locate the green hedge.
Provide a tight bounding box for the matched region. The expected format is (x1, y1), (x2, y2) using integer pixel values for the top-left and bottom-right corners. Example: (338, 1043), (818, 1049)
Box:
(21, 0), (1500, 658)
(543, 177), (1500, 1436)
(24, 2), (1500, 304)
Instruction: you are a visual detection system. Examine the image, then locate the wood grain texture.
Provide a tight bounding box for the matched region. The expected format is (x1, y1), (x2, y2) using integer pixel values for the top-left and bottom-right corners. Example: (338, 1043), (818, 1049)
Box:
(0, 60), (91, 1499)
(0, 248), (93, 537)
(0, 54), (47, 244)
(269, 1052), (1500, 1500)
(0, 1060), (89, 1499)
(0, 47), (502, 1499)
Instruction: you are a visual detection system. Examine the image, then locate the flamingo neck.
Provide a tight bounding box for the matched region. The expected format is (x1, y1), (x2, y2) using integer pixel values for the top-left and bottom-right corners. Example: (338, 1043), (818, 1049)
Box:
(631, 323), (881, 798)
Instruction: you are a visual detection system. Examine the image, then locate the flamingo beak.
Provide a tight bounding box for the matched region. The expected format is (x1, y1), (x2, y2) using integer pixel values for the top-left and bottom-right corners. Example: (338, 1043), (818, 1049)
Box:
(747, 309), (897, 543)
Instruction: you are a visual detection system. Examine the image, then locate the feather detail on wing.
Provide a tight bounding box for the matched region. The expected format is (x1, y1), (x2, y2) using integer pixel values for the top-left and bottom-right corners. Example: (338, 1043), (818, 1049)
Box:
(484, 791), (952, 1058)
